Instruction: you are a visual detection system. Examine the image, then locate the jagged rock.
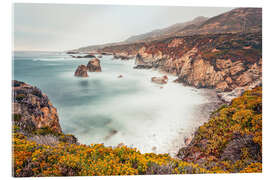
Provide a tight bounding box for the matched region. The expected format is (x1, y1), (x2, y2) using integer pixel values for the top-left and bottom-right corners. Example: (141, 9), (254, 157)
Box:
(151, 75), (168, 84)
(74, 65), (88, 77)
(12, 80), (62, 133)
(236, 72), (253, 86)
(216, 81), (230, 92)
(216, 59), (232, 70)
(98, 32), (261, 93)
(217, 87), (245, 103)
(87, 58), (102, 72)
(217, 79), (262, 103)
(230, 61), (245, 76)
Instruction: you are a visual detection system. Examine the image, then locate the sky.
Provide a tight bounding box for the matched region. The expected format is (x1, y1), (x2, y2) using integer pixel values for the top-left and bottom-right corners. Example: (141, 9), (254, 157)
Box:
(13, 4), (234, 51)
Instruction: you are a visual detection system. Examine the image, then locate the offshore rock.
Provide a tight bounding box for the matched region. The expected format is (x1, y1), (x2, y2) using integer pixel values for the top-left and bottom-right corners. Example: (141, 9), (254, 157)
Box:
(87, 58), (102, 72)
(74, 65), (88, 77)
(151, 75), (168, 84)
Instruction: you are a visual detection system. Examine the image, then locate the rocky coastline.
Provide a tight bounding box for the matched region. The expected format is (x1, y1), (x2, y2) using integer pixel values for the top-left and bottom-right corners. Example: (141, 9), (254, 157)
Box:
(93, 32), (262, 104)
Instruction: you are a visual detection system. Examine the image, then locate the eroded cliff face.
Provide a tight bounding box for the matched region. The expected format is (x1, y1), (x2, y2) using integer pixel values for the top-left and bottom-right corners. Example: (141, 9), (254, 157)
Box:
(12, 80), (62, 133)
(133, 32), (262, 93)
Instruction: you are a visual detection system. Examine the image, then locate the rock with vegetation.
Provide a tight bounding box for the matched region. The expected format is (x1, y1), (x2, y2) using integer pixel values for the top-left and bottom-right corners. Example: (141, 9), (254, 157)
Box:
(177, 86), (262, 173)
(74, 65), (88, 77)
(12, 80), (62, 134)
(87, 58), (102, 72)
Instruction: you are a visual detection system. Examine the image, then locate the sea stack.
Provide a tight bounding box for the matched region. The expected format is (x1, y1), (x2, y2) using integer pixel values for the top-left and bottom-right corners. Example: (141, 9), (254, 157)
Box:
(87, 58), (102, 72)
(74, 65), (88, 77)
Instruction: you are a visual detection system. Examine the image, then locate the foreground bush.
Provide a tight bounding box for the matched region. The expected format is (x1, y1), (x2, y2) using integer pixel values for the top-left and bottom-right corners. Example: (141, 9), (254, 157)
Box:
(13, 130), (209, 177)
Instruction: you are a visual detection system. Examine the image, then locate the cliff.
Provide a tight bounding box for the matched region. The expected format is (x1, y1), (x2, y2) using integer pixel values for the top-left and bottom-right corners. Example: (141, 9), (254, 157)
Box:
(12, 80), (62, 134)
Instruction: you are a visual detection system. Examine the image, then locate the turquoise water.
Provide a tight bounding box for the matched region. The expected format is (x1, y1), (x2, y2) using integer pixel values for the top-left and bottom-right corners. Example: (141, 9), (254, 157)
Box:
(13, 51), (212, 155)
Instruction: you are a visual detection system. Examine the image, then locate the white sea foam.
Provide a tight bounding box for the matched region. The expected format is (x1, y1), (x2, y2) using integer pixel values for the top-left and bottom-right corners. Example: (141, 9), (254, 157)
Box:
(58, 57), (216, 156)
(14, 52), (218, 156)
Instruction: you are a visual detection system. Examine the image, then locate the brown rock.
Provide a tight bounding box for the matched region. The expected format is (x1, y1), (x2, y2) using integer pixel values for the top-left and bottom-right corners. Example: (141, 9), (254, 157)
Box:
(230, 61), (245, 76)
(216, 81), (229, 92)
(87, 58), (102, 72)
(74, 65), (88, 77)
(12, 80), (62, 133)
(151, 76), (168, 84)
(225, 76), (233, 84)
(216, 59), (232, 70)
(236, 72), (253, 86)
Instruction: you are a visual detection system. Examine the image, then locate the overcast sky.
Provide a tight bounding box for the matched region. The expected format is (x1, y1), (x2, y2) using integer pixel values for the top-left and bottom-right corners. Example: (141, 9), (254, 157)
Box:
(13, 4), (233, 51)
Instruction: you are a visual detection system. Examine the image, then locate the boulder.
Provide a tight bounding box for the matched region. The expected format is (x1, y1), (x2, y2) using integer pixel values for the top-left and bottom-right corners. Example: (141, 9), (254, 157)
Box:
(151, 75), (168, 84)
(87, 58), (102, 72)
(74, 65), (88, 77)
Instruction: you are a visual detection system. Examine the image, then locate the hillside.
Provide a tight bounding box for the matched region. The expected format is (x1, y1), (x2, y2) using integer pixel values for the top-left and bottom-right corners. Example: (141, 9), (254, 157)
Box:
(73, 8), (261, 53)
(125, 16), (208, 43)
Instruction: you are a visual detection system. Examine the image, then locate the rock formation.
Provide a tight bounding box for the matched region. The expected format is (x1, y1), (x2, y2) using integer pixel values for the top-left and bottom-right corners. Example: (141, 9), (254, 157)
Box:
(12, 80), (62, 133)
(74, 65), (88, 77)
(87, 58), (102, 72)
(151, 75), (168, 85)
(71, 54), (96, 58)
(113, 52), (134, 60)
(132, 32), (261, 96)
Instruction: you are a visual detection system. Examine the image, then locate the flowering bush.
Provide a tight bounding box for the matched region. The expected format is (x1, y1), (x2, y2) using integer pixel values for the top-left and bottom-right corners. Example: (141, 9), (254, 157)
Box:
(13, 131), (209, 177)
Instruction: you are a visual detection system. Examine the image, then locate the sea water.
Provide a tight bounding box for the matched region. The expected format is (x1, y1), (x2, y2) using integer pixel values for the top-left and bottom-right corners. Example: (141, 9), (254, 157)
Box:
(13, 51), (217, 156)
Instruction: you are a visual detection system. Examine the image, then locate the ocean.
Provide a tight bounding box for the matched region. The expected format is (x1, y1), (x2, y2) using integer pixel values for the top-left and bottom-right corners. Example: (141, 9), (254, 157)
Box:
(13, 51), (217, 156)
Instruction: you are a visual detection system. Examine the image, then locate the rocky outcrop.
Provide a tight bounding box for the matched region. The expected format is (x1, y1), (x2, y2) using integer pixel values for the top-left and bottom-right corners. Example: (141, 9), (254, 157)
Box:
(130, 32), (261, 94)
(217, 78), (262, 103)
(113, 52), (134, 60)
(71, 54), (96, 58)
(87, 58), (102, 72)
(12, 80), (62, 133)
(74, 65), (88, 77)
(151, 75), (168, 85)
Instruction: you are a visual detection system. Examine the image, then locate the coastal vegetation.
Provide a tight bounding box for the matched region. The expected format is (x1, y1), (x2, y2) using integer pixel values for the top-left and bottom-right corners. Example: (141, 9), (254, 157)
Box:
(12, 86), (262, 176)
